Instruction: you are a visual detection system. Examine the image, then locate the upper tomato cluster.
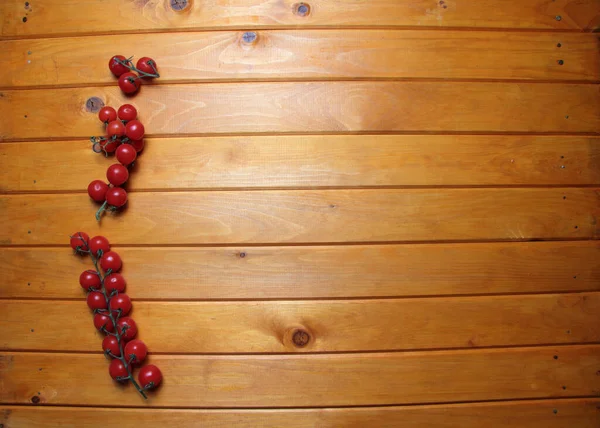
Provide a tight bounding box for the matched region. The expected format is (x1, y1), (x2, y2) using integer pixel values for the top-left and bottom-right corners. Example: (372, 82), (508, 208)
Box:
(108, 55), (160, 95)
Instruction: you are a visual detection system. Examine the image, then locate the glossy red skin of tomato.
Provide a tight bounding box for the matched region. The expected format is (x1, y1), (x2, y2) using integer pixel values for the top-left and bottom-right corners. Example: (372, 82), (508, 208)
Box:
(110, 294), (132, 317)
(102, 335), (122, 357)
(87, 180), (109, 203)
(98, 106), (117, 124)
(100, 251), (122, 272)
(109, 55), (129, 77)
(109, 359), (129, 381)
(106, 187), (128, 208)
(130, 139), (145, 152)
(116, 143), (137, 165)
(105, 273), (126, 294)
(118, 72), (140, 94)
(117, 317), (137, 341)
(102, 139), (119, 154)
(136, 57), (158, 76)
(70, 232), (89, 251)
(106, 120), (126, 138)
(86, 291), (108, 311)
(79, 269), (101, 291)
(125, 120), (145, 141)
(94, 313), (115, 333)
(106, 164), (129, 186)
(124, 340), (147, 365)
(138, 364), (162, 389)
(89, 235), (110, 257)
(117, 104), (137, 122)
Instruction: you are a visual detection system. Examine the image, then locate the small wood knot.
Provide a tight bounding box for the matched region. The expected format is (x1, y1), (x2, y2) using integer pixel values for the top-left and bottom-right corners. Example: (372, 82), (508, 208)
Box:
(85, 97), (104, 113)
(22, 17), (27, 22)
(170, 0), (188, 11)
(553, 409), (558, 415)
(555, 15), (562, 21)
(557, 59), (564, 65)
(294, 2), (310, 17)
(292, 329), (310, 347)
(242, 31), (257, 44)
(553, 355), (558, 360)
(557, 43), (561, 47)
(239, 251), (246, 258)
(31, 395), (40, 404)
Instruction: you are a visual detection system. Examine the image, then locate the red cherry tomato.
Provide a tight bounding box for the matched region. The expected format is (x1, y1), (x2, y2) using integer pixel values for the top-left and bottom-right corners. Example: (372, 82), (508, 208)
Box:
(110, 294), (132, 317)
(102, 335), (122, 357)
(98, 106), (117, 124)
(108, 55), (129, 77)
(117, 317), (137, 341)
(138, 364), (162, 389)
(79, 269), (101, 291)
(109, 359), (129, 381)
(105, 273), (126, 294)
(118, 104), (137, 122)
(125, 120), (145, 141)
(87, 291), (108, 311)
(116, 144), (137, 166)
(107, 120), (126, 138)
(106, 164), (129, 186)
(87, 180), (109, 203)
(100, 251), (122, 272)
(124, 340), (147, 365)
(130, 139), (145, 152)
(102, 139), (119, 154)
(118, 72), (140, 94)
(94, 313), (114, 333)
(89, 235), (110, 257)
(136, 57), (158, 76)
(70, 232), (89, 252)
(106, 187), (128, 208)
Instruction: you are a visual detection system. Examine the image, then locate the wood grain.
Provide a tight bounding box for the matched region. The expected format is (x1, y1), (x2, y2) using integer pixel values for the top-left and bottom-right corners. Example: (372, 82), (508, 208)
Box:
(1, 346), (599, 407)
(1, 82), (598, 141)
(1, 0), (599, 37)
(2, 136), (600, 192)
(2, 31), (598, 88)
(3, 294), (599, 353)
(3, 241), (599, 300)
(3, 399), (600, 428)
(1, 188), (597, 245)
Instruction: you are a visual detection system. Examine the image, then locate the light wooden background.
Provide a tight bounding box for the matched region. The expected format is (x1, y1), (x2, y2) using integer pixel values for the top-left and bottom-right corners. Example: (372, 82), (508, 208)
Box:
(1, 0), (600, 426)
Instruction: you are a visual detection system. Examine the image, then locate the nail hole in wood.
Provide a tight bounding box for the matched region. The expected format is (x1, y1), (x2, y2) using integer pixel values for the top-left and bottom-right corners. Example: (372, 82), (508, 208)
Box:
(22, 17), (27, 22)
(555, 15), (562, 21)
(30, 328), (34, 332)
(562, 196), (566, 200)
(553, 409), (558, 414)
(557, 59), (564, 65)
(28, 230), (31, 234)
(565, 115), (569, 119)
(294, 3), (311, 17)
(557, 43), (561, 47)
(562, 385), (567, 389)
(554, 355), (558, 360)
(170, 0), (188, 11)
(85, 97), (104, 113)
(566, 330), (571, 334)
(292, 329), (310, 347)
(573, 275), (577, 279)
(28, 282), (31, 286)
(574, 225), (578, 229)
(239, 252), (246, 258)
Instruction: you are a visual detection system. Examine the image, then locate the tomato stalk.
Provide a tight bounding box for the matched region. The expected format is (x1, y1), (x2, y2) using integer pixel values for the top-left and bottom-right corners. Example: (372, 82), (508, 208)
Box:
(115, 57), (160, 79)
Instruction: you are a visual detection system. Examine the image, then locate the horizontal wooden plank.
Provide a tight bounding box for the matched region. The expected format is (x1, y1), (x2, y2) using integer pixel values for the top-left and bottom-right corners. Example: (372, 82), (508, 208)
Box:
(1, 0), (598, 37)
(1, 82), (598, 140)
(2, 136), (600, 192)
(0, 189), (597, 245)
(2, 294), (599, 353)
(3, 399), (600, 428)
(3, 241), (599, 300)
(1, 346), (598, 406)
(2, 31), (598, 88)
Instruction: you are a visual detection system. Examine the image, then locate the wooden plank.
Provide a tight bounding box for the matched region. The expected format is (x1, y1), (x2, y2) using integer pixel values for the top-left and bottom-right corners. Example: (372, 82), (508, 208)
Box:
(2, 242), (599, 300)
(2, 294), (599, 353)
(2, 31), (598, 88)
(1, 82), (598, 140)
(0, 188), (597, 245)
(1, 346), (598, 406)
(2, 136), (600, 192)
(1, 0), (599, 37)
(3, 399), (600, 428)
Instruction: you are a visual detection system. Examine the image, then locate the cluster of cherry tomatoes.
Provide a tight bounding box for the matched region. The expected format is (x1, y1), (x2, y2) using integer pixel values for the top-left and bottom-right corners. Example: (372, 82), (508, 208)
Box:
(109, 55), (159, 95)
(88, 104), (146, 220)
(70, 232), (162, 396)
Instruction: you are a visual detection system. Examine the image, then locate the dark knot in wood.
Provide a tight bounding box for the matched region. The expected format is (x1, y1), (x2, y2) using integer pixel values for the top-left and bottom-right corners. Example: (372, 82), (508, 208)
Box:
(170, 0), (188, 11)
(292, 329), (310, 347)
(31, 395), (40, 404)
(294, 3), (310, 17)
(85, 97), (104, 113)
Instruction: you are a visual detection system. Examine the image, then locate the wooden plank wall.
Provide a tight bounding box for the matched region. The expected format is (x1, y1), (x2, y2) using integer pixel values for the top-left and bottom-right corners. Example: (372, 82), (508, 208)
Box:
(1, 0), (599, 426)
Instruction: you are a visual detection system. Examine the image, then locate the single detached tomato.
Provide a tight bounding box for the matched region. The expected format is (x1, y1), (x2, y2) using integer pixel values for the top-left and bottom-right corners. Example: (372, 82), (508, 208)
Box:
(70, 232), (89, 251)
(138, 364), (162, 389)
(102, 335), (122, 357)
(110, 294), (132, 317)
(108, 55), (129, 77)
(106, 187), (128, 208)
(100, 251), (122, 272)
(117, 317), (137, 341)
(87, 180), (109, 203)
(118, 72), (140, 94)
(118, 104), (137, 122)
(79, 269), (101, 291)
(94, 313), (114, 333)
(125, 120), (145, 141)
(136, 57), (158, 76)
(106, 164), (129, 186)
(98, 106), (117, 124)
(89, 235), (110, 257)
(130, 139), (145, 152)
(124, 340), (147, 365)
(116, 143), (137, 166)
(105, 273), (126, 294)
(109, 359), (129, 381)
(107, 120), (126, 138)
(102, 139), (119, 154)
(87, 291), (108, 311)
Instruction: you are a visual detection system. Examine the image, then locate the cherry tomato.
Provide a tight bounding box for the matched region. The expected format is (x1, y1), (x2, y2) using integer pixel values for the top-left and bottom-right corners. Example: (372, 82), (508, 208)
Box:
(87, 180), (109, 203)
(124, 340), (147, 365)
(87, 291), (108, 311)
(70, 232), (89, 252)
(130, 139), (145, 152)
(136, 57), (158, 76)
(117, 317), (137, 341)
(110, 294), (132, 317)
(89, 235), (110, 257)
(98, 106), (117, 124)
(116, 143), (137, 166)
(109, 359), (129, 381)
(105, 273), (126, 294)
(108, 55), (129, 77)
(102, 139), (119, 154)
(79, 269), (101, 291)
(107, 120), (126, 138)
(94, 313), (114, 333)
(100, 251), (122, 272)
(138, 364), (162, 389)
(125, 120), (145, 141)
(118, 72), (140, 94)
(106, 164), (129, 186)
(118, 104), (137, 122)
(102, 335), (122, 357)
(106, 187), (128, 208)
